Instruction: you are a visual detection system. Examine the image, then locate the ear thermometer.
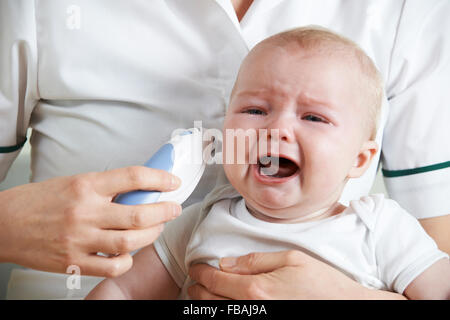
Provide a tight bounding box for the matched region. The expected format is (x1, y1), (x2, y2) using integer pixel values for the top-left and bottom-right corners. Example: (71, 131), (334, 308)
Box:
(114, 128), (210, 205)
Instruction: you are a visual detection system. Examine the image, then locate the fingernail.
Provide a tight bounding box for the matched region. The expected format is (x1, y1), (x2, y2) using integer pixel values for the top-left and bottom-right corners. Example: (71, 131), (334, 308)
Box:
(173, 204), (181, 218)
(171, 175), (181, 189)
(220, 257), (237, 269)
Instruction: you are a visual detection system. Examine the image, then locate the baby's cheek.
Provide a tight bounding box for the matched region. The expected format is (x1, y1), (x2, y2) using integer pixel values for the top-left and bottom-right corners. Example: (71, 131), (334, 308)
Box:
(223, 163), (247, 193)
(307, 145), (348, 184)
(222, 163), (234, 180)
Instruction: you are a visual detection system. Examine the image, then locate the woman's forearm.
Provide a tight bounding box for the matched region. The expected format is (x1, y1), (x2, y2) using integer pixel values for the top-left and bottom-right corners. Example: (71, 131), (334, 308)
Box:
(420, 215), (450, 255)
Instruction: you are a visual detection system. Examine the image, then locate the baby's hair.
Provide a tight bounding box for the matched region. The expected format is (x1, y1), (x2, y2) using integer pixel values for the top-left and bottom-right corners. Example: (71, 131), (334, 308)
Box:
(260, 26), (384, 140)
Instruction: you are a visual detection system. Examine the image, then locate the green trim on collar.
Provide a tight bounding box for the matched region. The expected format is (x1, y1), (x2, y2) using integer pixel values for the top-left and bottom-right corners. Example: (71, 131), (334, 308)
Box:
(0, 138), (27, 154)
(382, 160), (450, 178)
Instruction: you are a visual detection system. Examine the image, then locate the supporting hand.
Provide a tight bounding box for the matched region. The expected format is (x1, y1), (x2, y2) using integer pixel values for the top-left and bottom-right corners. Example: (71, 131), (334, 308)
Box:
(188, 250), (405, 300)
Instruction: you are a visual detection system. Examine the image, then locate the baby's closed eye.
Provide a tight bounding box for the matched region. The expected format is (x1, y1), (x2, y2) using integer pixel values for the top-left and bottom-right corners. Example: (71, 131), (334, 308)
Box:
(302, 114), (328, 123)
(243, 108), (267, 116)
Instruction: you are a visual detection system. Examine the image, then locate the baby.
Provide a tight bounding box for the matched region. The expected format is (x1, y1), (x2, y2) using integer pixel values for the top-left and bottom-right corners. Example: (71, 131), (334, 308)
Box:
(87, 27), (450, 300)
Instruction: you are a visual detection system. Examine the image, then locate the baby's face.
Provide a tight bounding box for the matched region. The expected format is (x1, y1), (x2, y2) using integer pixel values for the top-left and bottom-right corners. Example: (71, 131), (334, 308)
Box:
(223, 43), (376, 222)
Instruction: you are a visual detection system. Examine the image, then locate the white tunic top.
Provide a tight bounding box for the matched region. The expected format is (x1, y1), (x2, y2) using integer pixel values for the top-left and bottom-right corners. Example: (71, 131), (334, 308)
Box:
(1, 0), (450, 299)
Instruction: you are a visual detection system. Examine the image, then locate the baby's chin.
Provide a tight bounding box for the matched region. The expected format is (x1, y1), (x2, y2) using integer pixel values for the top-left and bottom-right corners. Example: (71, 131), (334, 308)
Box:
(243, 194), (303, 221)
(224, 166), (304, 218)
(250, 184), (300, 206)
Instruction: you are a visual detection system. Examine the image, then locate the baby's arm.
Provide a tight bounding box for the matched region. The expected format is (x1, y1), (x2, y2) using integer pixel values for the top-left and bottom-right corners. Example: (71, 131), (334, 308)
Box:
(86, 244), (179, 299)
(403, 258), (450, 300)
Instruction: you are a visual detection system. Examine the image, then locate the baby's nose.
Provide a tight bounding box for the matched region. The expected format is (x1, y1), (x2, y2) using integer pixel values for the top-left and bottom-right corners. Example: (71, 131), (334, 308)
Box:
(267, 117), (296, 143)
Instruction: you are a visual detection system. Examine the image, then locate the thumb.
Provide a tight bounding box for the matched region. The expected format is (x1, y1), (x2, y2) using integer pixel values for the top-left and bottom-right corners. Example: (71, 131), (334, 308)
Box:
(219, 250), (308, 275)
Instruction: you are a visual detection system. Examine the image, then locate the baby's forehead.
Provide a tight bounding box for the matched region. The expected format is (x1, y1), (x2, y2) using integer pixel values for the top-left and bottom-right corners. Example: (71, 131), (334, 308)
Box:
(252, 38), (358, 68)
(237, 41), (362, 97)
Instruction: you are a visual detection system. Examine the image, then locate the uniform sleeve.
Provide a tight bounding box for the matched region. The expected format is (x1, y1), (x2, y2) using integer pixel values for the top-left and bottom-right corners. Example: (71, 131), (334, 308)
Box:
(374, 199), (449, 294)
(153, 202), (205, 288)
(0, 1), (39, 182)
(381, 0), (450, 219)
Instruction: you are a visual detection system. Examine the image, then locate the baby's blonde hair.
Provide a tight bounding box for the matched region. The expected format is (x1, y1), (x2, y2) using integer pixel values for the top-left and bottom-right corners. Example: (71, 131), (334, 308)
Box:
(255, 26), (384, 140)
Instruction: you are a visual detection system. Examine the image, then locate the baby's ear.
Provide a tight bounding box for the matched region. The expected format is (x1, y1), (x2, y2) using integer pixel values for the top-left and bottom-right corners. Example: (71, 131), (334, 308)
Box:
(347, 140), (378, 179)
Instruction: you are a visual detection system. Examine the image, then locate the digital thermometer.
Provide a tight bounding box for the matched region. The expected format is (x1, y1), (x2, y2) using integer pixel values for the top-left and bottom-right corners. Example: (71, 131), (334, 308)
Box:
(114, 128), (210, 205)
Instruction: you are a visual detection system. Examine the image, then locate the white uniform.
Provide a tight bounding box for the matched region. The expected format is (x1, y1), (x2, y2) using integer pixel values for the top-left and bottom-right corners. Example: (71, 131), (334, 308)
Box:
(155, 193), (448, 299)
(1, 0), (449, 299)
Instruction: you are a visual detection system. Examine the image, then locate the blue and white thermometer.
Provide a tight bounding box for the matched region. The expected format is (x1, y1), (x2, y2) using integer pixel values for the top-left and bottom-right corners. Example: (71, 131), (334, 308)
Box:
(114, 127), (209, 205)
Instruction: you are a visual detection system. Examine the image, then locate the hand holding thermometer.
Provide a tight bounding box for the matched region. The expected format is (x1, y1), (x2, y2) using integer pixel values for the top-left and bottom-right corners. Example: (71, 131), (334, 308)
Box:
(114, 128), (209, 206)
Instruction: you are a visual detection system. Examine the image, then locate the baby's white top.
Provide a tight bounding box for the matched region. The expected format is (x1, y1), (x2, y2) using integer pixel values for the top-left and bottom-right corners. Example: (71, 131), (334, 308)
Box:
(155, 194), (448, 299)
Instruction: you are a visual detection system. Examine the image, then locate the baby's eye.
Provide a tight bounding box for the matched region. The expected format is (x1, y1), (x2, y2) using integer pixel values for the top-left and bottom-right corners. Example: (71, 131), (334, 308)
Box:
(243, 108), (266, 116)
(302, 114), (327, 123)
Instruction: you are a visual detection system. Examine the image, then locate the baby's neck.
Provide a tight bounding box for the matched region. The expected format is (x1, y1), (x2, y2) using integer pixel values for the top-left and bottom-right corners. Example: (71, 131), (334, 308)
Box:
(245, 201), (347, 224)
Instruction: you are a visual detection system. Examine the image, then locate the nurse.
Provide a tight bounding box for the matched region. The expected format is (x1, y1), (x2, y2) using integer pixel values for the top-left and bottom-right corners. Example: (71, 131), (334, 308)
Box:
(0, 0), (449, 299)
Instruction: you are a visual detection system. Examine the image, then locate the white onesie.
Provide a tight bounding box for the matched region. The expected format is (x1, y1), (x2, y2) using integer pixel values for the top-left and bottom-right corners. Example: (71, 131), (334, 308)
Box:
(155, 191), (448, 299)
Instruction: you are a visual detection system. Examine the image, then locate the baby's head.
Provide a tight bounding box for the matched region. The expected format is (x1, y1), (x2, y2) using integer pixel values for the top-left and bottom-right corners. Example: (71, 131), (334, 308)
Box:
(222, 26), (383, 223)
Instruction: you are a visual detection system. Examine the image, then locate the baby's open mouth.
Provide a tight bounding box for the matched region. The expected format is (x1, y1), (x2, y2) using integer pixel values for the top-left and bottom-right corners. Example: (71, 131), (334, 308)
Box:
(258, 156), (299, 178)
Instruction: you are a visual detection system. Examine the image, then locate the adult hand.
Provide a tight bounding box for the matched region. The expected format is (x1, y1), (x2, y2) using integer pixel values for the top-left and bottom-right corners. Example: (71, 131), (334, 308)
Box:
(188, 250), (405, 300)
(0, 166), (181, 278)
